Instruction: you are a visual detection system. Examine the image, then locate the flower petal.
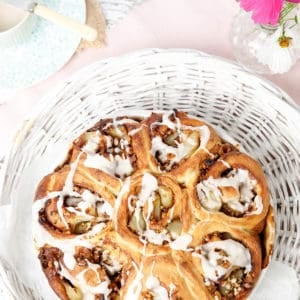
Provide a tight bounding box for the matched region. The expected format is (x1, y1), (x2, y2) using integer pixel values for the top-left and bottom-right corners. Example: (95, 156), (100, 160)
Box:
(240, 0), (283, 25)
(255, 27), (297, 73)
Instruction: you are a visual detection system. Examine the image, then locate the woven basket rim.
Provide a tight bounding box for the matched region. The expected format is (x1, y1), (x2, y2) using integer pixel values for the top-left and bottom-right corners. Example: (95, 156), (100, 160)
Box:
(10, 49), (300, 119)
(11, 48), (300, 121)
(1, 48), (300, 201)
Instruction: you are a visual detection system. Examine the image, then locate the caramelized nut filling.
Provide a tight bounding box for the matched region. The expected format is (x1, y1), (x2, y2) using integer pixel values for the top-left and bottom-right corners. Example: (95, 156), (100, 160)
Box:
(197, 232), (254, 300)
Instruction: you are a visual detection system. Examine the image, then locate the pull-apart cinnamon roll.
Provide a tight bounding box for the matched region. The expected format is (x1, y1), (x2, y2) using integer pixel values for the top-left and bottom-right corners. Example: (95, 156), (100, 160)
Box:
(33, 110), (274, 300)
(190, 152), (270, 232)
(34, 160), (118, 240)
(73, 116), (146, 179)
(175, 222), (262, 300)
(38, 244), (128, 300)
(115, 172), (192, 255)
(144, 111), (220, 183)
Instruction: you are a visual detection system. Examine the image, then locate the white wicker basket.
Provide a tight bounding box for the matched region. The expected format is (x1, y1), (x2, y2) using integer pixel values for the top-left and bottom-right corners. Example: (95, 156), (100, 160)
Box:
(0, 49), (299, 299)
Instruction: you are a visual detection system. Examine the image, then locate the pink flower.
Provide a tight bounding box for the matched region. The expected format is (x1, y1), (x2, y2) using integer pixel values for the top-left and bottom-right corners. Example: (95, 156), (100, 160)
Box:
(240, 0), (300, 25)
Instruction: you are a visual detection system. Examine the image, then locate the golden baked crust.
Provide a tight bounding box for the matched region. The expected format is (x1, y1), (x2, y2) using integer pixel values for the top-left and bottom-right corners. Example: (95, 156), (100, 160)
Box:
(188, 152), (270, 233)
(33, 111), (274, 300)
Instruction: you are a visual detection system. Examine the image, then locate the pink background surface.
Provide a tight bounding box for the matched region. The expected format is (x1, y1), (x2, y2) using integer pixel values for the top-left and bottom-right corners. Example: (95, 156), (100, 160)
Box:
(1, 0), (300, 155)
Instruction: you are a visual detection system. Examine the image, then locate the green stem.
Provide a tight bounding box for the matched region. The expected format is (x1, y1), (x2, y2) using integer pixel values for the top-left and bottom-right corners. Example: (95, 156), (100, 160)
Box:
(279, 3), (297, 25)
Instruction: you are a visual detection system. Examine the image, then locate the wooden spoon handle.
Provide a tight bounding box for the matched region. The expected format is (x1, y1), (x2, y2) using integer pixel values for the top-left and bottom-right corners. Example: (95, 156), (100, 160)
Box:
(33, 4), (98, 41)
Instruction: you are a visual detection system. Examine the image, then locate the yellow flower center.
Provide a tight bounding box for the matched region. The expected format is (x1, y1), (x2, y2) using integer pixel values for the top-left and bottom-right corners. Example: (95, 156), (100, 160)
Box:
(278, 36), (292, 48)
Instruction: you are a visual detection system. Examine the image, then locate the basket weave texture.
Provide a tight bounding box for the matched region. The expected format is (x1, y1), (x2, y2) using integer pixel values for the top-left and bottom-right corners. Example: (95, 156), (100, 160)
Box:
(0, 49), (299, 298)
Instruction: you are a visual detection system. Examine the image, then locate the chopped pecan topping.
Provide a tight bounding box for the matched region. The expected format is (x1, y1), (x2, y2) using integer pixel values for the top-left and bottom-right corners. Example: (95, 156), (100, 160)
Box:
(141, 291), (154, 300)
(74, 247), (102, 266)
(39, 247), (63, 271)
(205, 260), (254, 299)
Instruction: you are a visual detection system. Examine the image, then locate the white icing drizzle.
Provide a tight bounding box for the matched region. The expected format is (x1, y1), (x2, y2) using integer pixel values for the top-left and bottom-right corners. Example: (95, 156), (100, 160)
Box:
(144, 262), (175, 300)
(106, 135), (113, 149)
(56, 153), (82, 229)
(110, 118), (124, 137)
(33, 197), (106, 252)
(33, 196), (112, 298)
(113, 178), (131, 230)
(141, 229), (192, 251)
(139, 173), (158, 204)
(35, 158), (113, 238)
(57, 196), (69, 229)
(82, 131), (100, 153)
(253, 194), (263, 215)
(84, 154), (133, 178)
(102, 118), (138, 138)
(169, 283), (176, 298)
(124, 261), (144, 300)
(81, 189), (98, 204)
(142, 229), (170, 245)
(196, 169), (263, 215)
(102, 250), (122, 275)
(127, 173), (192, 249)
(33, 199), (98, 268)
(145, 275), (169, 300)
(151, 135), (197, 165)
(82, 120), (135, 178)
(145, 262), (168, 300)
(197, 125), (211, 149)
(86, 223), (108, 237)
(193, 239), (252, 282)
(168, 206), (175, 221)
(128, 125), (145, 136)
(169, 234), (192, 251)
(220, 159), (231, 169)
(112, 118), (139, 126)
(128, 173), (159, 236)
(65, 207), (94, 219)
(97, 201), (113, 218)
(60, 264), (111, 300)
(150, 112), (211, 168)
(63, 154), (82, 194)
(63, 252), (77, 270)
(141, 239), (148, 256)
(75, 262), (111, 299)
(33, 185), (110, 288)
(133, 174), (170, 246)
(120, 138), (129, 150)
(150, 112), (179, 131)
(59, 263), (77, 285)
(75, 190), (113, 219)
(161, 113), (178, 131)
(127, 195), (137, 212)
(139, 173), (158, 222)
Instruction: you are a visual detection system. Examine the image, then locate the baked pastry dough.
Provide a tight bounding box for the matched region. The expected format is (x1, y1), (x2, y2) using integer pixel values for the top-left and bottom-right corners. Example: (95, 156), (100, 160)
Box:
(175, 222), (262, 299)
(33, 110), (274, 300)
(189, 152), (270, 233)
(115, 172), (192, 256)
(120, 255), (201, 299)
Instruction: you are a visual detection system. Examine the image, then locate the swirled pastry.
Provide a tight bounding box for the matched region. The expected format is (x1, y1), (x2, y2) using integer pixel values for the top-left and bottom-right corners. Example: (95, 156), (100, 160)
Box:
(115, 172), (192, 256)
(189, 152), (270, 233)
(33, 110), (274, 300)
(175, 222), (262, 299)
